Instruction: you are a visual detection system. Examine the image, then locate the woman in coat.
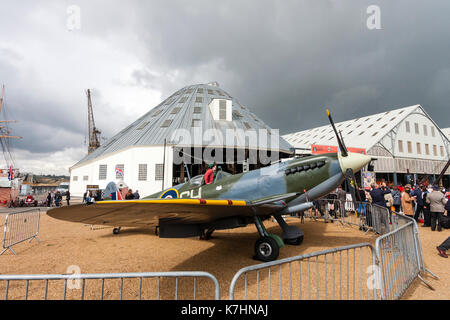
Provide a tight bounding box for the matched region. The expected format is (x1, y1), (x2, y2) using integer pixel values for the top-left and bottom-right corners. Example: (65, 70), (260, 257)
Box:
(401, 184), (414, 217)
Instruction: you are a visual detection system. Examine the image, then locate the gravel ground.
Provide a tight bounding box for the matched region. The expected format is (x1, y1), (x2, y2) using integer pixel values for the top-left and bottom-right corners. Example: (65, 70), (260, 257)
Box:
(0, 210), (447, 300)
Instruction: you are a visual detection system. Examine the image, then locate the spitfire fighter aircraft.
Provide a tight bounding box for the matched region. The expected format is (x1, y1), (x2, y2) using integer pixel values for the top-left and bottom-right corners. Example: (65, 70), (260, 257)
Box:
(48, 111), (372, 261)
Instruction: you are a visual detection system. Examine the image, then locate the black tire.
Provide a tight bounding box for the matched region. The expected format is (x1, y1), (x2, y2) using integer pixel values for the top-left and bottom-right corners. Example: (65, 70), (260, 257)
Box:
(113, 227), (120, 235)
(284, 235), (304, 246)
(254, 236), (279, 262)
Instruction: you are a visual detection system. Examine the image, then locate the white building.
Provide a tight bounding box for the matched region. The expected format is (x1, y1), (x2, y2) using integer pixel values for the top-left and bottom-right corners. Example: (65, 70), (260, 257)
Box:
(283, 105), (450, 186)
(69, 83), (293, 197)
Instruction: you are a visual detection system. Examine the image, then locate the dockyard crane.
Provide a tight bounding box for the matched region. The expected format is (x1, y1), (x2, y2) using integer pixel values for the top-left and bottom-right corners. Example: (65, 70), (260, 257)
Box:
(86, 89), (101, 154)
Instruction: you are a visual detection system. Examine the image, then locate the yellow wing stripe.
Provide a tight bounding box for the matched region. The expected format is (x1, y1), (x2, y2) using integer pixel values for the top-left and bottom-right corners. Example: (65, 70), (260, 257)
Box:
(98, 199), (248, 206)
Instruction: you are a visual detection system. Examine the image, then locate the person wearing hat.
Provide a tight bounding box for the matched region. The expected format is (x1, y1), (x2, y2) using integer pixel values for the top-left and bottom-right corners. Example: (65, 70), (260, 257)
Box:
(401, 184), (414, 217)
(204, 163), (217, 185)
(426, 184), (448, 231)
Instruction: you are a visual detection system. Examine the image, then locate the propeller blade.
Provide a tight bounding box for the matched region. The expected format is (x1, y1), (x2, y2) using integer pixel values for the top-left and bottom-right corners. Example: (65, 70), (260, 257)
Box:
(327, 109), (348, 157)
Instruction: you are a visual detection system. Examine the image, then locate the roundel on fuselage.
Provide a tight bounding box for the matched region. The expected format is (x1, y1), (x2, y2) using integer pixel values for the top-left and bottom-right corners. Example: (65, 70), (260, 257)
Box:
(160, 189), (179, 199)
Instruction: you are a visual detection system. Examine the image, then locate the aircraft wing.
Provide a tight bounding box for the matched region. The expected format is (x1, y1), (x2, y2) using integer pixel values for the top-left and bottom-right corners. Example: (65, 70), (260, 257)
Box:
(47, 198), (288, 228)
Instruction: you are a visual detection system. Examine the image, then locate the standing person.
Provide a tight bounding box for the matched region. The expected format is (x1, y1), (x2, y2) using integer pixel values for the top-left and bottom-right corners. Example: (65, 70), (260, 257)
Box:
(336, 186), (347, 217)
(327, 190), (338, 220)
(422, 185), (431, 227)
(412, 184), (424, 222)
(392, 186), (402, 213)
(46, 192), (52, 207)
(125, 189), (134, 200)
(369, 183), (390, 207)
(426, 185), (448, 232)
(133, 190), (140, 199)
(401, 184), (414, 217)
(65, 190), (70, 206)
(82, 191), (87, 204)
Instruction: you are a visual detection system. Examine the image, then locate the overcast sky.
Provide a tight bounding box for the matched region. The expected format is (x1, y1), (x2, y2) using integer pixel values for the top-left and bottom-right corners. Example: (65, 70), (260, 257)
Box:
(0, 1), (449, 175)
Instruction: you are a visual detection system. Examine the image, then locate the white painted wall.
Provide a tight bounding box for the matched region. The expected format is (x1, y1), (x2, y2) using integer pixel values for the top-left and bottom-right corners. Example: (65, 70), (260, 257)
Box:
(377, 111), (449, 160)
(69, 145), (174, 197)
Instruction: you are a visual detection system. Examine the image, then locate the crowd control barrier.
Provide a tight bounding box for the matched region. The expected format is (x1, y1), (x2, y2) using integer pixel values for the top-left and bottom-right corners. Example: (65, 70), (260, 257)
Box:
(1, 209), (41, 256)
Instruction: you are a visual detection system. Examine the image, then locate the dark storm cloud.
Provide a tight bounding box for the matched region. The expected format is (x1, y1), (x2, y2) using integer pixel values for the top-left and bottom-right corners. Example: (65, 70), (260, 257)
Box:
(124, 0), (450, 133)
(0, 0), (449, 172)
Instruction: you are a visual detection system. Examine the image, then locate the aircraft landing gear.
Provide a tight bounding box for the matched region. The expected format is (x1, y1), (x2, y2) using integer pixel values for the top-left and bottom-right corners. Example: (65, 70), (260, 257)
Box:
(253, 216), (283, 262)
(113, 227), (121, 235)
(199, 228), (215, 240)
(274, 215), (304, 246)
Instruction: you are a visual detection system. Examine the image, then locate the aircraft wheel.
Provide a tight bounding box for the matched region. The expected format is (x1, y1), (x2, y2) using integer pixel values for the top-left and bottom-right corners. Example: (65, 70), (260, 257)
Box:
(284, 235), (304, 246)
(254, 236), (279, 262)
(113, 227), (121, 235)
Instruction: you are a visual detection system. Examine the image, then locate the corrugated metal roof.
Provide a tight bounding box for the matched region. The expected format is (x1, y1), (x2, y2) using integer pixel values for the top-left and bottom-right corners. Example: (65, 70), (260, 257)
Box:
(73, 83), (293, 168)
(283, 105), (422, 153)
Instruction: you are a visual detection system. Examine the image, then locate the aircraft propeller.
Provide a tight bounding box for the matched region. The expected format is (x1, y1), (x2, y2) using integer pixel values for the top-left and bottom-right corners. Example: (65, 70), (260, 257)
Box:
(326, 109), (363, 211)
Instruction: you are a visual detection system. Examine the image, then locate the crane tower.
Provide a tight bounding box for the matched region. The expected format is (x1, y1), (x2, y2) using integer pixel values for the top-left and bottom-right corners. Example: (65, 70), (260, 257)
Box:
(87, 89), (101, 154)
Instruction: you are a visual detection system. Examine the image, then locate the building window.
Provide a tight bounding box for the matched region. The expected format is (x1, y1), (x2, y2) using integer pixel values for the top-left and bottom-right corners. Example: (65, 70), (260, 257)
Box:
(99, 165), (107, 180)
(405, 121), (410, 133)
(194, 107), (202, 114)
(171, 107), (181, 114)
(137, 121), (149, 130)
(219, 100), (227, 120)
(197, 88), (203, 94)
(423, 125), (428, 136)
(195, 96), (203, 103)
(115, 164), (124, 179)
(425, 144), (430, 155)
(83, 176), (88, 181)
(372, 132), (378, 137)
(431, 126), (435, 137)
(414, 123), (419, 134)
(244, 122), (252, 130)
(152, 109), (162, 117)
(440, 146), (444, 157)
(207, 89), (213, 95)
(433, 145), (437, 156)
(161, 120), (172, 128)
(192, 119), (202, 127)
(407, 141), (412, 153)
(73, 176), (78, 181)
(179, 97), (187, 103)
(138, 164), (147, 181)
(155, 164), (164, 181)
(398, 140), (403, 152)
(416, 143), (421, 154)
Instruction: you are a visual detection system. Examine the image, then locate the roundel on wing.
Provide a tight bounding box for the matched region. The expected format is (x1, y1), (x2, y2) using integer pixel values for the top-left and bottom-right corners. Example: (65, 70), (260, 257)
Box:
(160, 189), (179, 199)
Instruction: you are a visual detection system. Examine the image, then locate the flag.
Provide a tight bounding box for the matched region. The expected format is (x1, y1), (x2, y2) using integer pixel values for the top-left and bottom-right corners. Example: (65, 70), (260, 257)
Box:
(115, 166), (124, 177)
(8, 165), (13, 181)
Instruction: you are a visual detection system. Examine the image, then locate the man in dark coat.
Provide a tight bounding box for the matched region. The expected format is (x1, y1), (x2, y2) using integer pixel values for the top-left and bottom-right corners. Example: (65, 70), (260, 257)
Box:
(412, 184), (424, 222)
(369, 184), (390, 207)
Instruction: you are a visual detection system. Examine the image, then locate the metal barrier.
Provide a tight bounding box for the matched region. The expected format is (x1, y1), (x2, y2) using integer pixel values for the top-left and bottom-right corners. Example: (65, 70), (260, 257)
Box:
(376, 212), (438, 299)
(229, 243), (379, 300)
(0, 271), (220, 300)
(1, 209), (41, 256)
(306, 199), (390, 235)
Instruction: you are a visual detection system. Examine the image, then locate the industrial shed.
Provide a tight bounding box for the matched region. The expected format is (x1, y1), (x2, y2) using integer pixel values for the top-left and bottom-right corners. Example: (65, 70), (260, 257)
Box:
(283, 105), (450, 187)
(69, 82), (293, 197)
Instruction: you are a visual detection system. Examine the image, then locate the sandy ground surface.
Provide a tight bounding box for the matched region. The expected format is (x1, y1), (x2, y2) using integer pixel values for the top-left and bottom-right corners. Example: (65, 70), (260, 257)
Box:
(0, 209), (448, 300)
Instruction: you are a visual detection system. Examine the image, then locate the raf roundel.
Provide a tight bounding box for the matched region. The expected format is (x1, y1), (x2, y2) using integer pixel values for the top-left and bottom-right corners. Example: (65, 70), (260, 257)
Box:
(160, 189), (179, 199)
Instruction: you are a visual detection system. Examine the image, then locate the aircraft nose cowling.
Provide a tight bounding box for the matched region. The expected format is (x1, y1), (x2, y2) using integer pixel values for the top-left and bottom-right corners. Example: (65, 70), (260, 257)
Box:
(338, 152), (372, 175)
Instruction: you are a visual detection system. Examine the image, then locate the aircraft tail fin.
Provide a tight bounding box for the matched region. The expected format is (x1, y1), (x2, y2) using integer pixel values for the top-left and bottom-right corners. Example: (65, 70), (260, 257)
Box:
(103, 181), (123, 200)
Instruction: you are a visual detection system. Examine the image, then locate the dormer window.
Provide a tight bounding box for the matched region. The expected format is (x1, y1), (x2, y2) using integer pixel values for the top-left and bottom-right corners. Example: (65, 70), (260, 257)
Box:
(209, 99), (232, 121)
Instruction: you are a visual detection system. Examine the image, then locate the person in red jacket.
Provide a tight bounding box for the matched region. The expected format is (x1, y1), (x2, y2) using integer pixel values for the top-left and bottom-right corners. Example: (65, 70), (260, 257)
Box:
(204, 163), (217, 185)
